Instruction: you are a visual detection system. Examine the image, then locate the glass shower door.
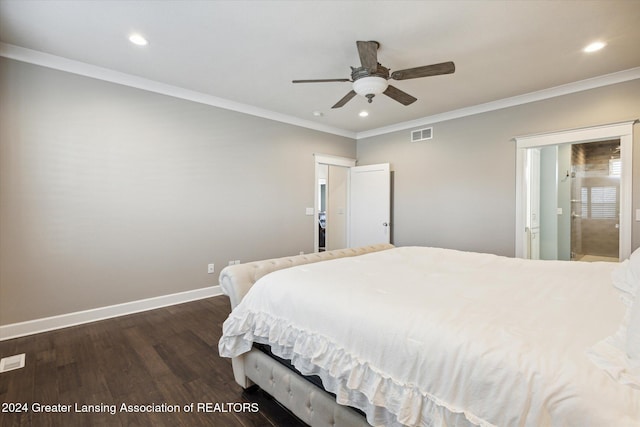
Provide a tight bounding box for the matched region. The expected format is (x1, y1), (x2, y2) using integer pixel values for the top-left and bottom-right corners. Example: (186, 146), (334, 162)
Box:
(570, 142), (620, 262)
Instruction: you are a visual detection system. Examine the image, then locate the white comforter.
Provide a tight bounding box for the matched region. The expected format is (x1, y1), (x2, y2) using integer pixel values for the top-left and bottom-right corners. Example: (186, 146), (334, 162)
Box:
(219, 247), (640, 426)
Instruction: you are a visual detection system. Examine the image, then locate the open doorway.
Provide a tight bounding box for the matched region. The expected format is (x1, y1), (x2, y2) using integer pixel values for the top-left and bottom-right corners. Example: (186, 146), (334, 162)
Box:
(313, 155), (392, 253)
(316, 163), (349, 252)
(314, 154), (355, 253)
(515, 121), (635, 261)
(528, 141), (620, 261)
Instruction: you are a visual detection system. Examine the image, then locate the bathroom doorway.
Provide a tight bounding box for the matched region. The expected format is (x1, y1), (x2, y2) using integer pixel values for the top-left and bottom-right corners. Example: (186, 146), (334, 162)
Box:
(515, 121), (635, 261)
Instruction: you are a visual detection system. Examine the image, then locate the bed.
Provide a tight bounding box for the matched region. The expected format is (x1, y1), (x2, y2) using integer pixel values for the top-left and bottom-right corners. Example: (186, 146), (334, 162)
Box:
(218, 245), (640, 426)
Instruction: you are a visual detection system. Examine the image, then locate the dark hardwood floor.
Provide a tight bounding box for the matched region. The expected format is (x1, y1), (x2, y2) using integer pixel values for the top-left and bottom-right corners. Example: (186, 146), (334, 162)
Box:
(0, 296), (306, 427)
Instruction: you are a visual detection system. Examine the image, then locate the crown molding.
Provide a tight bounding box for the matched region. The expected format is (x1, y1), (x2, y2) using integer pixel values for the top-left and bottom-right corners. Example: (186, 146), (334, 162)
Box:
(0, 43), (356, 140)
(356, 66), (640, 140)
(2, 42), (638, 142)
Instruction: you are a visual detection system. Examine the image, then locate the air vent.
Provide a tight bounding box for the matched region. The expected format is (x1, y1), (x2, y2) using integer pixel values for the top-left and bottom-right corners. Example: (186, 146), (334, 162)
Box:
(0, 353), (25, 373)
(411, 127), (433, 142)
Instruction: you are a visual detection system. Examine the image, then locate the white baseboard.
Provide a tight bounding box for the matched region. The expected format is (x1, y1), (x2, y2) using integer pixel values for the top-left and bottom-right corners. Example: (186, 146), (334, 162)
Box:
(0, 286), (223, 341)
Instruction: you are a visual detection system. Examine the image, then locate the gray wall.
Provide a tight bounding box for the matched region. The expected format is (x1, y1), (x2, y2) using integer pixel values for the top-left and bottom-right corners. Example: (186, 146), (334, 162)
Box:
(2, 55), (640, 327)
(357, 79), (640, 256)
(0, 58), (356, 325)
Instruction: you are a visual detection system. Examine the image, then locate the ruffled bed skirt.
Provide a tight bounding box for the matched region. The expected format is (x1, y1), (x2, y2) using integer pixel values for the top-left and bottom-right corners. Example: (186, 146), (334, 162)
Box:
(219, 310), (494, 427)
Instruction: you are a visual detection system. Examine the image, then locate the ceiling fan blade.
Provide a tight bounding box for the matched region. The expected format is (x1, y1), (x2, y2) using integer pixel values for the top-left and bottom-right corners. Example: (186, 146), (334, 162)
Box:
(292, 78), (351, 83)
(391, 61), (455, 80)
(357, 41), (379, 73)
(332, 90), (357, 109)
(383, 85), (417, 106)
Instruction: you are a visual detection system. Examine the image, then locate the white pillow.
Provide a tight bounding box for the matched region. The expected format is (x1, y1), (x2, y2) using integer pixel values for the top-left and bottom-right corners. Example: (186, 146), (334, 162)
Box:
(626, 248), (640, 293)
(628, 292), (640, 359)
(612, 259), (635, 299)
(588, 249), (640, 384)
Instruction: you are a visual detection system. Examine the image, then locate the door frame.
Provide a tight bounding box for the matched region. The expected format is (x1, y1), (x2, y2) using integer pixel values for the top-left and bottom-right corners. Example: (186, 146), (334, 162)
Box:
(313, 154), (356, 253)
(514, 120), (636, 260)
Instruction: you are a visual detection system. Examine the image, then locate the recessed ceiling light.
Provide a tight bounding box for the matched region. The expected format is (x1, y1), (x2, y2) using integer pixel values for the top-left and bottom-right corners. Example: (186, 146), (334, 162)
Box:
(359, 111), (369, 117)
(313, 111), (323, 117)
(583, 41), (606, 53)
(129, 33), (148, 46)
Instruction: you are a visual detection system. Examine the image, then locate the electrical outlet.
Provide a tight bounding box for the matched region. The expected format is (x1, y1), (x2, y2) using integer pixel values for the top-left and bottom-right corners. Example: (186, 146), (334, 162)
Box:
(207, 263), (215, 274)
(234, 260), (241, 265)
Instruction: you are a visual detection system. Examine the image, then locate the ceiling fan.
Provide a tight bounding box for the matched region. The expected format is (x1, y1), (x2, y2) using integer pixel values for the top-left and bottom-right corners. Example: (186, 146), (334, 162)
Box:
(292, 41), (455, 109)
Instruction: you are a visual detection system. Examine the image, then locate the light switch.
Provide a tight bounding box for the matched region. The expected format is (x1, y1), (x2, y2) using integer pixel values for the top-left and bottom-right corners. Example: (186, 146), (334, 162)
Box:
(557, 208), (563, 215)
(305, 207), (314, 216)
(636, 209), (640, 221)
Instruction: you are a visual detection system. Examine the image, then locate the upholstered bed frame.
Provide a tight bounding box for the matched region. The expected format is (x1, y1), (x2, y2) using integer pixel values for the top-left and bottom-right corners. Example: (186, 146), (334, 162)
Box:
(219, 243), (394, 427)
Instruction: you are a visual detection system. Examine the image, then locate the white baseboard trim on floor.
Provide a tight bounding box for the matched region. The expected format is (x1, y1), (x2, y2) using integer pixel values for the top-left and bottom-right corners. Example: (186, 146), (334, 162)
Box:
(0, 286), (223, 341)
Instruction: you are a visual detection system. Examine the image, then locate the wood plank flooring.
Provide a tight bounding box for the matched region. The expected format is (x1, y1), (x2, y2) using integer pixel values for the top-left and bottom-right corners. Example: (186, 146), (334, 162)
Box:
(0, 296), (306, 427)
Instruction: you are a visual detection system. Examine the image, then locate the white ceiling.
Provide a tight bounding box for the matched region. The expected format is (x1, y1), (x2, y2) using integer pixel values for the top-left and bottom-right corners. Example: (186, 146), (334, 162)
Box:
(1, 0), (640, 138)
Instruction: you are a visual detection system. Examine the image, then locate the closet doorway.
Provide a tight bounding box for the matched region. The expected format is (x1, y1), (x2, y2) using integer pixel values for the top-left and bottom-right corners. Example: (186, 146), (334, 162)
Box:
(515, 121), (635, 261)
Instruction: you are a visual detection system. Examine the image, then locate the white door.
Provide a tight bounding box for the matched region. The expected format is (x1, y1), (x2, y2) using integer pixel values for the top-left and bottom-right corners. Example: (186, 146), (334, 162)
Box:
(349, 163), (391, 247)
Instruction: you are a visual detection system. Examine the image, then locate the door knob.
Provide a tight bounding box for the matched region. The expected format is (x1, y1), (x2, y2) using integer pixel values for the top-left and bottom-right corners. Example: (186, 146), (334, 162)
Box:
(383, 222), (388, 227)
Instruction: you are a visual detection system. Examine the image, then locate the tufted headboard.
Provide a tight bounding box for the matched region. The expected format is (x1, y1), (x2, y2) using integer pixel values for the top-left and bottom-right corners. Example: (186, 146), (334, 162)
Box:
(219, 244), (395, 309)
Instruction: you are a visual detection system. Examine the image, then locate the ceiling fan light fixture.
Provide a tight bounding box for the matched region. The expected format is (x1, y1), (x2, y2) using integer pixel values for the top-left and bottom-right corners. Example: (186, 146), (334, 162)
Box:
(353, 76), (389, 99)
